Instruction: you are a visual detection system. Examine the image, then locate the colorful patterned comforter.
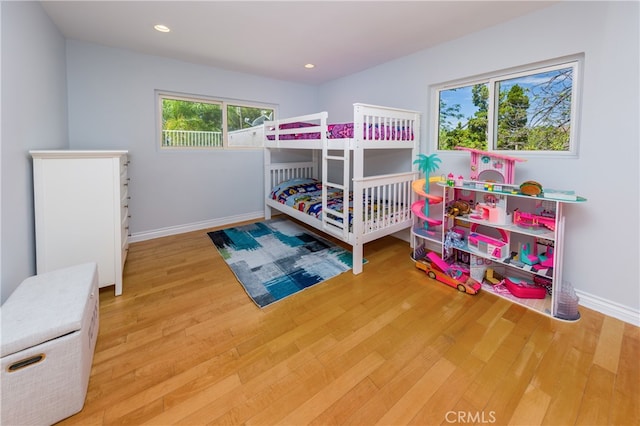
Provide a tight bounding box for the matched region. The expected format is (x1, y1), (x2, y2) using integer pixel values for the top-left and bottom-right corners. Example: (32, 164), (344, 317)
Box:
(266, 122), (414, 141)
(270, 178), (351, 220)
(270, 178), (405, 228)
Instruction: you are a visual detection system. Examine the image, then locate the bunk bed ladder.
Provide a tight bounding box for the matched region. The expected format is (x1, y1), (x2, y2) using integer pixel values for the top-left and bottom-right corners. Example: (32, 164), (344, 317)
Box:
(321, 133), (350, 241)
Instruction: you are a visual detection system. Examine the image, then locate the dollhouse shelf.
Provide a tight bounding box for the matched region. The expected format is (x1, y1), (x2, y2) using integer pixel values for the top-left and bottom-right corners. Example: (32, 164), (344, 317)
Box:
(452, 215), (556, 241)
(412, 181), (586, 321)
(412, 225), (443, 245)
(454, 180), (587, 203)
(480, 282), (552, 314)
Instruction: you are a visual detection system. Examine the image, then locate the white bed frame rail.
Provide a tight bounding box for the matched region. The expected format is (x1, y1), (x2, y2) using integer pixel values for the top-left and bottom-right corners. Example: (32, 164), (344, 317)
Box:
(350, 171), (417, 270)
(353, 103), (420, 148)
(264, 112), (328, 149)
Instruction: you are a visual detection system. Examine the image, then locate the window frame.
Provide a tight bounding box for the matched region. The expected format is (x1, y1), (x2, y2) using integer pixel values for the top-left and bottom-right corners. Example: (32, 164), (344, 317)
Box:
(430, 54), (583, 158)
(156, 90), (277, 150)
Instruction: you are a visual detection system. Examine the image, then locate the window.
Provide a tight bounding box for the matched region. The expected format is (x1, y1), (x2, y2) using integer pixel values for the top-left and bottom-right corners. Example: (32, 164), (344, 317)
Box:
(158, 91), (276, 149)
(434, 56), (581, 156)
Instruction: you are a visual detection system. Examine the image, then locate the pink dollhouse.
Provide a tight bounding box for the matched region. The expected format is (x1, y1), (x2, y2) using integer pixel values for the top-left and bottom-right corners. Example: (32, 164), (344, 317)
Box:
(456, 147), (525, 184)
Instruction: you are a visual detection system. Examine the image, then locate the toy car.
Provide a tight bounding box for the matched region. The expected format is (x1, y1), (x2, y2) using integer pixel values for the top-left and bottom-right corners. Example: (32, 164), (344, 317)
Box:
(416, 252), (481, 295)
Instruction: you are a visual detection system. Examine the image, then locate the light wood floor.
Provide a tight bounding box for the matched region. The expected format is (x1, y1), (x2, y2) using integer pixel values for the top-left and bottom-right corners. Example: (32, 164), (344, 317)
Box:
(59, 219), (639, 425)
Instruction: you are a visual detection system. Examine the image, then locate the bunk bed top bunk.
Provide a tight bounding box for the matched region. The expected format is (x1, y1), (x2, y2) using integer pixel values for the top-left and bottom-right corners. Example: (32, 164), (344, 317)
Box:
(264, 103), (419, 150)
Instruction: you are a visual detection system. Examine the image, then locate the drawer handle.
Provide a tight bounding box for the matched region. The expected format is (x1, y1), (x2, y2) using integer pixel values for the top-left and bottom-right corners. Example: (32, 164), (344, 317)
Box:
(7, 354), (46, 372)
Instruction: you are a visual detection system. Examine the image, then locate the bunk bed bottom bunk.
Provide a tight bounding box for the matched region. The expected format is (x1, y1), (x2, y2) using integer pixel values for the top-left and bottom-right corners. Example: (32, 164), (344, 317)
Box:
(265, 161), (417, 274)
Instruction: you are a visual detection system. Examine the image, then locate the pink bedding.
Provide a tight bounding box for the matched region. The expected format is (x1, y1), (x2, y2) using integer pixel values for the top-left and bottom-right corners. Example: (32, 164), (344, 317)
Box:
(267, 121), (414, 141)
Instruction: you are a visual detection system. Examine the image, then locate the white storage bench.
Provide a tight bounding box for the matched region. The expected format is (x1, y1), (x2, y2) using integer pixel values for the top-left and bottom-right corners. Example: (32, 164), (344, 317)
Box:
(1, 262), (99, 425)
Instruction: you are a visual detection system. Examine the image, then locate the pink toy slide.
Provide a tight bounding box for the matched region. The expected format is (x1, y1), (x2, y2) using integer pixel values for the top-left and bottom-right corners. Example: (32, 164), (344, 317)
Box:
(411, 199), (443, 226)
(426, 251), (467, 280)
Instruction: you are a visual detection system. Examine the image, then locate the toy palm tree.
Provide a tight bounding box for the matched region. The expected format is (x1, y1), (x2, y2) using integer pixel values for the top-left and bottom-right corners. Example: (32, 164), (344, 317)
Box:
(413, 153), (441, 223)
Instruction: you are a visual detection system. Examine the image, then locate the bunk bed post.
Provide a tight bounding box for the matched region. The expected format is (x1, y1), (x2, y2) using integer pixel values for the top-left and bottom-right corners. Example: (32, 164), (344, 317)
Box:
(352, 103), (365, 274)
(264, 141), (272, 220)
(409, 111), (420, 250)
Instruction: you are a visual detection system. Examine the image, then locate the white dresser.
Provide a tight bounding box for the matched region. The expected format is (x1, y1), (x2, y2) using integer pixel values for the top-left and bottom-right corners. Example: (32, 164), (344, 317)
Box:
(30, 150), (130, 296)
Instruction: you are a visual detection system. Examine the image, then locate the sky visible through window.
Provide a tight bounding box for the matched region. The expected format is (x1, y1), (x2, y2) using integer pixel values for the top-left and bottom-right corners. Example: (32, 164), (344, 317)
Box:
(441, 69), (569, 128)
(440, 86), (476, 126)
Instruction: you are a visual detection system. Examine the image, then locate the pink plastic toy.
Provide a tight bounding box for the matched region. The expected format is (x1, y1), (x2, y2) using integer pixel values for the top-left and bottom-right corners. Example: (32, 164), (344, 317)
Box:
(513, 210), (556, 231)
(520, 243), (539, 266)
(455, 147), (525, 184)
(417, 252), (482, 295)
(504, 276), (546, 299)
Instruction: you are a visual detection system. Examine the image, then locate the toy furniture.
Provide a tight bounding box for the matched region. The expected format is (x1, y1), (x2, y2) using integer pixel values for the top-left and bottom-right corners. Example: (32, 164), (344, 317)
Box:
(469, 232), (508, 259)
(475, 202), (509, 224)
(467, 223), (510, 259)
(520, 243), (539, 265)
(483, 268), (505, 286)
(513, 210), (556, 231)
(1, 263), (99, 425)
(455, 147), (525, 184)
(504, 276), (547, 299)
(539, 246), (554, 267)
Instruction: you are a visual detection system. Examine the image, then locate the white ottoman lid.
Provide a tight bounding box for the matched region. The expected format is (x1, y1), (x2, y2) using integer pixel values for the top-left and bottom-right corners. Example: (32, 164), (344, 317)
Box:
(0, 262), (98, 358)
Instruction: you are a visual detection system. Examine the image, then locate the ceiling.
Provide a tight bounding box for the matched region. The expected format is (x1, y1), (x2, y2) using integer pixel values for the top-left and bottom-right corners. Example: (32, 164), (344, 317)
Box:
(41, 1), (558, 85)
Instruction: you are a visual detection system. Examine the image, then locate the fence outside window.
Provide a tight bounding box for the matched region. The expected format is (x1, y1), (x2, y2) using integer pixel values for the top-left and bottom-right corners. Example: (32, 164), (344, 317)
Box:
(162, 129), (223, 148)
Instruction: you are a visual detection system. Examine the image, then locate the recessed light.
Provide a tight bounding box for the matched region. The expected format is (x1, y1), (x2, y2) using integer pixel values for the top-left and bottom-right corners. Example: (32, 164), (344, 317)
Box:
(154, 24), (171, 33)
(304, 63), (315, 69)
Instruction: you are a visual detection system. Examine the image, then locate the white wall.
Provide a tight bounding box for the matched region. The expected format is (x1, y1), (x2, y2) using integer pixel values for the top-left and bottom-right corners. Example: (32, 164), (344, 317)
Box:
(319, 1), (639, 323)
(66, 41), (319, 239)
(0, 2), (68, 303)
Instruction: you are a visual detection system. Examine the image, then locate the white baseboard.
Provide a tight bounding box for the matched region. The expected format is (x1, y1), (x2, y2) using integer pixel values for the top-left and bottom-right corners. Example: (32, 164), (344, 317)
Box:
(576, 290), (640, 326)
(128, 211), (264, 243)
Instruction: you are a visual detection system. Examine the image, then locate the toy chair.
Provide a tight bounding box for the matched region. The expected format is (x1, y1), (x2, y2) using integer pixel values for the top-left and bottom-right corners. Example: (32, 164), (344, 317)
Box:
(483, 268), (505, 286)
(539, 247), (554, 267)
(520, 243), (539, 266)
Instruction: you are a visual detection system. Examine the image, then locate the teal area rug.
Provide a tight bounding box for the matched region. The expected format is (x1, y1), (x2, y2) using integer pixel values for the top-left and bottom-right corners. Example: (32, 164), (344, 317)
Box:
(207, 218), (360, 308)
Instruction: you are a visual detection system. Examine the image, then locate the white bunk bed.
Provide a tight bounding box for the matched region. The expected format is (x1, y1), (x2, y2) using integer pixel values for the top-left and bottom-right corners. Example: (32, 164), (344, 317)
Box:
(264, 103), (420, 274)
